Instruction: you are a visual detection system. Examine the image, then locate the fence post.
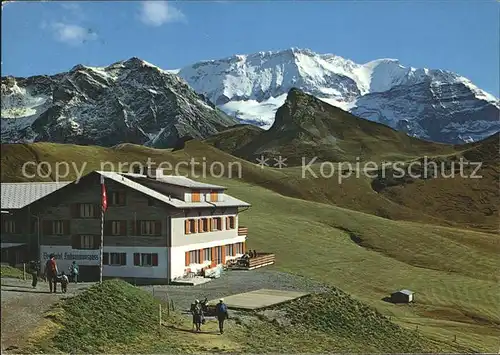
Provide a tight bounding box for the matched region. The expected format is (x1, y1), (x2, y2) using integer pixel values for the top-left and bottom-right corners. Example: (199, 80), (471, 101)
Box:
(453, 335), (457, 342)
(159, 304), (162, 326)
(171, 299), (174, 311)
(23, 263), (26, 280)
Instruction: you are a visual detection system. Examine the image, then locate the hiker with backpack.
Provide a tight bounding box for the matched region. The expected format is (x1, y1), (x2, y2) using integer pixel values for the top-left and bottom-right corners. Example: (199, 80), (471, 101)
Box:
(69, 261), (79, 283)
(44, 254), (59, 293)
(191, 299), (204, 332)
(216, 298), (229, 334)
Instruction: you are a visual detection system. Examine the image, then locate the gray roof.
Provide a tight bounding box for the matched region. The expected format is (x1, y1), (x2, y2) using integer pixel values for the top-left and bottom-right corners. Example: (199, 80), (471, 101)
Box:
(1, 182), (71, 210)
(121, 173), (225, 189)
(97, 171), (250, 209)
(395, 289), (414, 295)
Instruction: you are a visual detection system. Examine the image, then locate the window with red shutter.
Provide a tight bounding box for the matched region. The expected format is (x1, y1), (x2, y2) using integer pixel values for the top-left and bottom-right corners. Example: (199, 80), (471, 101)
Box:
(185, 251), (190, 266)
(152, 253), (158, 266)
(103, 252), (109, 265)
(133, 253), (140, 266)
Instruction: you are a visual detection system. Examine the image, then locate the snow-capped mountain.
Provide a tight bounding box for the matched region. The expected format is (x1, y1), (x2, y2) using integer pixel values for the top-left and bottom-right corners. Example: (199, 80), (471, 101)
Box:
(178, 48), (499, 143)
(1, 58), (236, 147)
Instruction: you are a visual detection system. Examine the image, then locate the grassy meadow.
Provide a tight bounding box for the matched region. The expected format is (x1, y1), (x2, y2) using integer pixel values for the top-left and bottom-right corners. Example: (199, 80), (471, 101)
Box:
(1, 141), (499, 352)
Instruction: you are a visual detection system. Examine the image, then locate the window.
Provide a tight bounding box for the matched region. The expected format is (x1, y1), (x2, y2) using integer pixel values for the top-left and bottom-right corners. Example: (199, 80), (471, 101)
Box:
(73, 235), (99, 250)
(212, 217), (222, 231)
(53, 221), (65, 235)
(111, 221), (121, 236)
(3, 220), (15, 233)
(210, 191), (219, 202)
(235, 242), (243, 255)
(109, 191), (126, 206)
(226, 216), (235, 229)
(140, 221), (160, 236)
(191, 191), (201, 202)
(203, 248), (211, 262)
(185, 219), (196, 234)
(189, 250), (201, 264)
(109, 252), (127, 266)
(226, 244), (234, 256)
(80, 204), (95, 218)
(134, 253), (159, 267)
(199, 218), (209, 233)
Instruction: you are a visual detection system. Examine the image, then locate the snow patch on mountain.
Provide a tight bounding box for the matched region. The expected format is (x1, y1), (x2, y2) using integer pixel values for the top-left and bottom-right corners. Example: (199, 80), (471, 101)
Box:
(177, 48), (499, 143)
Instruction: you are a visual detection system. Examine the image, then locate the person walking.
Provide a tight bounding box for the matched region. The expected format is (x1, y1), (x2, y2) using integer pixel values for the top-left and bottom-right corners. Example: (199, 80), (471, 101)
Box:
(44, 254), (59, 293)
(60, 272), (69, 293)
(69, 261), (79, 283)
(192, 299), (204, 332)
(29, 259), (40, 288)
(215, 298), (229, 334)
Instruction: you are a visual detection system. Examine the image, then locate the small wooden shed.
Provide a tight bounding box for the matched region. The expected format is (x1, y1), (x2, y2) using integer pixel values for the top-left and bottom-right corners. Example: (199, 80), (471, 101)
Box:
(390, 289), (415, 303)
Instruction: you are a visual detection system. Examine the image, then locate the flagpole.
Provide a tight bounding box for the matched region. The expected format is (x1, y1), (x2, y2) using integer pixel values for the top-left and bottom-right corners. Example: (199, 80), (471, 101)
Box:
(99, 175), (107, 284)
(100, 205), (104, 284)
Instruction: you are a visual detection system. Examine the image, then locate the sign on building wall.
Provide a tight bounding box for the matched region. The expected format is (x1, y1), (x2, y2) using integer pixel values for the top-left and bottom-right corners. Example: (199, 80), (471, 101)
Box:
(40, 246), (100, 269)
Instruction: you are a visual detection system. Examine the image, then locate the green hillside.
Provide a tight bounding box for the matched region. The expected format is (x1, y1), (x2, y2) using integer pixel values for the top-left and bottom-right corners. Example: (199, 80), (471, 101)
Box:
(205, 89), (457, 165)
(23, 280), (466, 353)
(1, 140), (499, 352)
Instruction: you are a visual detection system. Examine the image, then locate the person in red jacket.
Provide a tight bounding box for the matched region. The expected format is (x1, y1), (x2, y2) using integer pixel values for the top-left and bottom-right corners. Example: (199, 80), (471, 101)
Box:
(44, 254), (59, 293)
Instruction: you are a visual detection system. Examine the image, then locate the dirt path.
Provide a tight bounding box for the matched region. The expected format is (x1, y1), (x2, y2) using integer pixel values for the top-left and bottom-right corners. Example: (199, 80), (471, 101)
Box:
(1, 278), (91, 353)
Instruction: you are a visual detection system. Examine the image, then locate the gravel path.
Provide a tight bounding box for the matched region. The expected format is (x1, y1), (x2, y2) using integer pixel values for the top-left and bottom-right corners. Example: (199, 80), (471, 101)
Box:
(143, 268), (329, 311)
(1, 278), (91, 353)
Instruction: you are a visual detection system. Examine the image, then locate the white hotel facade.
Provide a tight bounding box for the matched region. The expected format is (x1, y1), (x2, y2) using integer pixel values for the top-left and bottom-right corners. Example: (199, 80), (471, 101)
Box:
(1, 170), (250, 283)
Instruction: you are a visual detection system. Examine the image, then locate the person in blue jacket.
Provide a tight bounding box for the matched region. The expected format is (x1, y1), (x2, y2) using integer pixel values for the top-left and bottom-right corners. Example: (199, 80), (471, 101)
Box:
(215, 298), (229, 334)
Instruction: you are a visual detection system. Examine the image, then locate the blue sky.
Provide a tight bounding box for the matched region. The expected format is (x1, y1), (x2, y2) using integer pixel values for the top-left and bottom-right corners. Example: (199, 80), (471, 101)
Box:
(2, 0), (499, 96)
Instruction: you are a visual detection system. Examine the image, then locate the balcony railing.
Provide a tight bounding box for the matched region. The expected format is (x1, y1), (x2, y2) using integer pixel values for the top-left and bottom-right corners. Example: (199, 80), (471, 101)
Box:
(238, 226), (248, 236)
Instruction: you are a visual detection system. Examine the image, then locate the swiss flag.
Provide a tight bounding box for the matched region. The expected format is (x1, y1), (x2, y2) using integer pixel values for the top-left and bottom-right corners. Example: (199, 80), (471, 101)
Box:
(101, 175), (107, 212)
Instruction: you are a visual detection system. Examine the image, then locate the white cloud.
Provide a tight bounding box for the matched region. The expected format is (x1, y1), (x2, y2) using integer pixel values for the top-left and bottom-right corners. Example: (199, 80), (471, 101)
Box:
(139, 1), (185, 27)
(50, 22), (98, 46)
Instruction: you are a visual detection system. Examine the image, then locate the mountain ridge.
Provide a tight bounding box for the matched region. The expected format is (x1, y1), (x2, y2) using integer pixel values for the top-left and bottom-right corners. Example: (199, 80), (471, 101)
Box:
(1, 57), (237, 147)
(178, 48), (499, 144)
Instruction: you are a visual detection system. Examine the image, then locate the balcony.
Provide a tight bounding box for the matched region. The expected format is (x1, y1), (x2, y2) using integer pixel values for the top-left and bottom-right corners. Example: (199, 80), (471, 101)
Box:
(238, 226), (248, 236)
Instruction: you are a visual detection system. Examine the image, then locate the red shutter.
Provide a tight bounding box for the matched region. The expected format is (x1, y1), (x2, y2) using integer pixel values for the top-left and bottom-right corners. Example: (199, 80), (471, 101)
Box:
(118, 191), (126, 205)
(185, 220), (190, 234)
(211, 248), (216, 267)
(198, 219), (203, 233)
(104, 221), (111, 236)
(120, 221), (126, 236)
(71, 235), (78, 249)
(71, 204), (80, 218)
(103, 252), (109, 265)
(221, 245), (226, 264)
(194, 219), (198, 233)
(225, 217), (229, 230)
(63, 220), (70, 235)
(198, 249), (202, 263)
(133, 253), (140, 266)
(152, 253), (158, 266)
(43, 220), (52, 235)
(242, 241), (246, 253)
(155, 221), (162, 236)
(185, 251), (190, 266)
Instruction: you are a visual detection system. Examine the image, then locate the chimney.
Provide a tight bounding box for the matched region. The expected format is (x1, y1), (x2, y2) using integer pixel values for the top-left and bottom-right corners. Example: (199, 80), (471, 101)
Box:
(146, 167), (164, 179)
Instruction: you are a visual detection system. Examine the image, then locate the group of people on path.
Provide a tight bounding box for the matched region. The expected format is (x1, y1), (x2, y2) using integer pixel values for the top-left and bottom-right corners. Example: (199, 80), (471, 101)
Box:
(28, 254), (79, 293)
(190, 298), (229, 334)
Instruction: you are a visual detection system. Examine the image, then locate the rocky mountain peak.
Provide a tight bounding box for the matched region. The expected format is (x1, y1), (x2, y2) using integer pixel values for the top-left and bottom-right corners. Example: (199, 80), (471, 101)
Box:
(1, 58), (237, 147)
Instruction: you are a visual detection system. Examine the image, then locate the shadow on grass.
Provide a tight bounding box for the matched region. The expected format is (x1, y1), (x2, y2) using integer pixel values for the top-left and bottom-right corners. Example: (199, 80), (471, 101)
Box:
(1, 284), (34, 289)
(164, 325), (220, 335)
(1, 288), (56, 294)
